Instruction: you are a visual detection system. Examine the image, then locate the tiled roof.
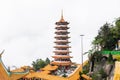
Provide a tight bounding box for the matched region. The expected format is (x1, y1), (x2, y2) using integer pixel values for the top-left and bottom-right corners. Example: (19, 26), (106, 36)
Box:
(41, 64), (58, 71)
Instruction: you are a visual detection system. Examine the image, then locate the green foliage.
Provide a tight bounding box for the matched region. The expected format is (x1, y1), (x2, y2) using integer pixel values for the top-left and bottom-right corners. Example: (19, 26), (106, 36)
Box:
(32, 58), (51, 71)
(83, 63), (90, 74)
(93, 23), (115, 50)
(88, 50), (96, 72)
(108, 53), (114, 64)
(98, 68), (107, 78)
(91, 73), (98, 80)
(45, 57), (50, 64)
(79, 71), (83, 76)
(94, 51), (103, 63)
(115, 17), (120, 28)
(90, 68), (107, 80)
(92, 18), (120, 50)
(79, 71), (84, 80)
(88, 50), (102, 62)
(88, 50), (104, 73)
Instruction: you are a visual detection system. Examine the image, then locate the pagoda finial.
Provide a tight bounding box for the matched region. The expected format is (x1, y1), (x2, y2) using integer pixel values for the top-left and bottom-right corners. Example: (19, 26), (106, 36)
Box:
(59, 10), (65, 22)
(61, 10), (63, 19)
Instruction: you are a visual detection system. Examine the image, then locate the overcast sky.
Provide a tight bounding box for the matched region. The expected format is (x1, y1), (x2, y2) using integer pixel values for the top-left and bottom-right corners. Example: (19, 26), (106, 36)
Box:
(0, 0), (120, 68)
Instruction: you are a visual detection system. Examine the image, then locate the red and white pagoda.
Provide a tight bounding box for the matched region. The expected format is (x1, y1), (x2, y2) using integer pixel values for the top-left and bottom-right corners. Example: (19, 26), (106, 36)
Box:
(51, 12), (73, 67)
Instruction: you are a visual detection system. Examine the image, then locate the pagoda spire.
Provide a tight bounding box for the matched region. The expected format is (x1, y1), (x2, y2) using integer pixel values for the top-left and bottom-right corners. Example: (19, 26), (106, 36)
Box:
(59, 10), (65, 22)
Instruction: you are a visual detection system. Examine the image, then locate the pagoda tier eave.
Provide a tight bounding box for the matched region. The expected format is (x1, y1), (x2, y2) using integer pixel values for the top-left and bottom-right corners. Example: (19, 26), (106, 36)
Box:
(55, 30), (69, 33)
(53, 50), (71, 53)
(54, 36), (70, 39)
(55, 22), (69, 25)
(54, 35), (70, 38)
(54, 46), (71, 48)
(55, 27), (69, 29)
(55, 25), (67, 27)
(51, 61), (72, 66)
(55, 53), (69, 55)
(52, 56), (73, 58)
(54, 40), (70, 42)
(55, 32), (70, 34)
(54, 41), (70, 43)
(55, 30), (67, 32)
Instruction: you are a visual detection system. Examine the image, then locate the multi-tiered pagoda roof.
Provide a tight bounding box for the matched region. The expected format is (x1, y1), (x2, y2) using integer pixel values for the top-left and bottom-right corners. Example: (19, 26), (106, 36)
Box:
(51, 12), (73, 66)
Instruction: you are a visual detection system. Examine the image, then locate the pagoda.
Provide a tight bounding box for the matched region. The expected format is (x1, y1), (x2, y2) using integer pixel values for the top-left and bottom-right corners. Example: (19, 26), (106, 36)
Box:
(51, 12), (73, 67)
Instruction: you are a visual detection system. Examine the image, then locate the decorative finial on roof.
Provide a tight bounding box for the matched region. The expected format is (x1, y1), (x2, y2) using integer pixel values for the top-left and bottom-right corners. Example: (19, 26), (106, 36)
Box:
(59, 10), (65, 22)
(0, 50), (5, 57)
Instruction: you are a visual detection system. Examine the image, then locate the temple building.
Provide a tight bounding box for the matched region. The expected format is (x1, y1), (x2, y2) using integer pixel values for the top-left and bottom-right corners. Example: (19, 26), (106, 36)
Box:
(51, 12), (73, 67)
(0, 51), (29, 80)
(0, 12), (92, 80)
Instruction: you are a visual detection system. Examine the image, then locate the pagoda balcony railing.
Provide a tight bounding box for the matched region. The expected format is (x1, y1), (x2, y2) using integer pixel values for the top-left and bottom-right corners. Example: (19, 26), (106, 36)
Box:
(55, 31), (69, 33)
(51, 61), (72, 66)
(54, 54), (69, 56)
(51, 61), (72, 64)
(52, 55), (73, 58)
(55, 26), (69, 29)
(54, 40), (70, 43)
(55, 35), (69, 37)
(56, 25), (67, 27)
(54, 50), (71, 52)
(54, 45), (71, 48)
(54, 50), (69, 51)
(55, 30), (67, 32)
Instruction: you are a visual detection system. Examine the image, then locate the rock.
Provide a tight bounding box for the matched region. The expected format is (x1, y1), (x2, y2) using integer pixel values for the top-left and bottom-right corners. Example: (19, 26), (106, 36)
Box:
(104, 64), (113, 75)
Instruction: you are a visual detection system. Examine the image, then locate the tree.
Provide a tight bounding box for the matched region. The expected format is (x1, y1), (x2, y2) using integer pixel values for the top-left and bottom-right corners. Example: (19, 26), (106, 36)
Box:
(115, 18), (120, 40)
(95, 23), (112, 50)
(99, 68), (107, 79)
(32, 59), (46, 71)
(88, 49), (103, 72)
(93, 22), (117, 50)
(32, 58), (51, 71)
(88, 49), (95, 72)
(94, 51), (103, 63)
(108, 53), (113, 63)
(45, 57), (50, 65)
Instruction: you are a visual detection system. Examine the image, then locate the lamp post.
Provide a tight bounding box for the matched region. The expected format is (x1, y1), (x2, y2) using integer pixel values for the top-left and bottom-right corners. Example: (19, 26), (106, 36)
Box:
(80, 35), (84, 72)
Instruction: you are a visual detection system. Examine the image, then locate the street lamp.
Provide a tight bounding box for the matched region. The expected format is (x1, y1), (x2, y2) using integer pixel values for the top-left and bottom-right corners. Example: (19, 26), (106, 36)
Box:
(80, 35), (84, 72)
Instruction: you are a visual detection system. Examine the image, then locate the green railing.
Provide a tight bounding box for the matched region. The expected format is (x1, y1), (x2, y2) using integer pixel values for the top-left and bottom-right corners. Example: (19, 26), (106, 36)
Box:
(101, 51), (120, 55)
